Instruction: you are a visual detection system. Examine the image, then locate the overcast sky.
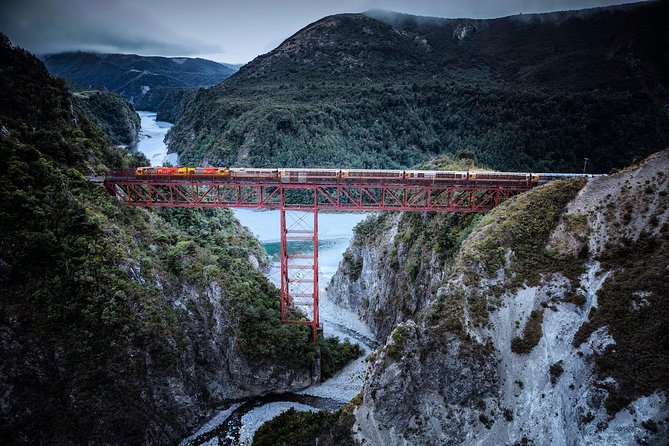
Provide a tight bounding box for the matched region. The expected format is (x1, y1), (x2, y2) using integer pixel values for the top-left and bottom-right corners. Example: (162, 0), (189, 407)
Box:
(0, 0), (646, 64)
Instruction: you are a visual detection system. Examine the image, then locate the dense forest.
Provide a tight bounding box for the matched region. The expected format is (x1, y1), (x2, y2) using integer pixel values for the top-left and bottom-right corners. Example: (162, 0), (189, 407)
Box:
(0, 34), (356, 444)
(168, 2), (669, 173)
(71, 89), (141, 146)
(42, 52), (238, 120)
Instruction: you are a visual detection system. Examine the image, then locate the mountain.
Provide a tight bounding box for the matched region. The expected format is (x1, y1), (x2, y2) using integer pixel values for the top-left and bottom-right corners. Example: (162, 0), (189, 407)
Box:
(0, 35), (356, 444)
(167, 1), (669, 172)
(264, 150), (668, 445)
(71, 89), (141, 146)
(41, 52), (237, 112)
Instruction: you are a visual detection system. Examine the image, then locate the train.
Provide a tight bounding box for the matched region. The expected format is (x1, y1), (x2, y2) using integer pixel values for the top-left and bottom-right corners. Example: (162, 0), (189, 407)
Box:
(134, 166), (594, 186)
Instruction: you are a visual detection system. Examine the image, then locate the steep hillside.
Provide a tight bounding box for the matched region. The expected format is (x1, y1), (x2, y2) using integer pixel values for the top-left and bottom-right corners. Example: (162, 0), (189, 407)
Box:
(42, 52), (236, 109)
(71, 89), (141, 146)
(329, 210), (479, 341)
(135, 87), (198, 123)
(168, 2), (669, 172)
(0, 35), (353, 444)
(329, 150), (669, 445)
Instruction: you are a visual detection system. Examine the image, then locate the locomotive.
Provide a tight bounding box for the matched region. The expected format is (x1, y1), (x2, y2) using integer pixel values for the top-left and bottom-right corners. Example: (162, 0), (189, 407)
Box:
(134, 166), (592, 186)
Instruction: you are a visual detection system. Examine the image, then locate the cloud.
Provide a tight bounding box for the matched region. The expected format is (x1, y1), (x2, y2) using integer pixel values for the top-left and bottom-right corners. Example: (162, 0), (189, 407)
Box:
(0, 0), (222, 56)
(0, 0), (648, 62)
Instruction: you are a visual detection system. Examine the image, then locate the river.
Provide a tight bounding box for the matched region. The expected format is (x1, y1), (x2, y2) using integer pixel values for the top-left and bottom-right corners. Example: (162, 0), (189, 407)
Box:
(134, 111), (375, 445)
(136, 111), (178, 166)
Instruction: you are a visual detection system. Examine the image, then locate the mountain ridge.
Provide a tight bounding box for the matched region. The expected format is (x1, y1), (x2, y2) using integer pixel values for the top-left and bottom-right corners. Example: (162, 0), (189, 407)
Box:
(42, 51), (238, 115)
(167, 1), (669, 172)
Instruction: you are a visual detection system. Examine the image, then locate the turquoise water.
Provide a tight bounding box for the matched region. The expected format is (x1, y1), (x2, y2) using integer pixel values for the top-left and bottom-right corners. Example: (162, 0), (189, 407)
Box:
(263, 240), (340, 259)
(233, 209), (370, 287)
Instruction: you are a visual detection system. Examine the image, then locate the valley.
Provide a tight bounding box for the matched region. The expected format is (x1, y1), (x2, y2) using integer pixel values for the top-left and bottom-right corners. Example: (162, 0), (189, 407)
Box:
(1, 1), (668, 444)
(132, 113), (374, 445)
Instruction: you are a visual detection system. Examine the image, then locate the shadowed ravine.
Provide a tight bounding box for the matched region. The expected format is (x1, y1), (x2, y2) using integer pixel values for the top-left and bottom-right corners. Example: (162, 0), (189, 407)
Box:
(134, 114), (374, 445)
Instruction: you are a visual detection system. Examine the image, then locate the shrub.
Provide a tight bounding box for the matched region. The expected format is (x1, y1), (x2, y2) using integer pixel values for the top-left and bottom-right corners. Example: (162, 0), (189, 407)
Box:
(550, 361), (564, 384)
(253, 408), (355, 446)
(319, 337), (362, 380)
(511, 309), (544, 354)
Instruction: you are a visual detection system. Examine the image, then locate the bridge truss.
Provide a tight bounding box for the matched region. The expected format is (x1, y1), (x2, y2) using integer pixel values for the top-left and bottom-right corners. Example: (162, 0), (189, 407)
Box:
(104, 171), (532, 343)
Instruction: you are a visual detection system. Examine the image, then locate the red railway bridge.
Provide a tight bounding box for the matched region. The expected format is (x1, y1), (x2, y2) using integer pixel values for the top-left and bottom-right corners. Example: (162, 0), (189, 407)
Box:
(104, 168), (585, 343)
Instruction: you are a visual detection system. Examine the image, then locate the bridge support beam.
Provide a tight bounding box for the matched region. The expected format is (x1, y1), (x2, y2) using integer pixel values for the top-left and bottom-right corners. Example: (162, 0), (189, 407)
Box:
(279, 189), (320, 344)
(102, 170), (540, 347)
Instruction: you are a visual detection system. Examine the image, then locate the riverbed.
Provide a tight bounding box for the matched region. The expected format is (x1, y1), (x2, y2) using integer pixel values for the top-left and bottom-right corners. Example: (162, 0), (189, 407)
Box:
(133, 112), (375, 445)
(136, 111), (178, 166)
(179, 211), (375, 446)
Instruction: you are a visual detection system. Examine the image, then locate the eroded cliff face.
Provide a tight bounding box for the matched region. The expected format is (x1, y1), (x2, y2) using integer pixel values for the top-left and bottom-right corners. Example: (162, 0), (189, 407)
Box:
(328, 212), (478, 341)
(0, 35), (315, 444)
(334, 152), (669, 445)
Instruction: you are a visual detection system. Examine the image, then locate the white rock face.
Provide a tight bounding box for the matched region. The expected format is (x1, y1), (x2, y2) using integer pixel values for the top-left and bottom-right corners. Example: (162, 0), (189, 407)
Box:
(328, 213), (447, 341)
(340, 151), (669, 445)
(453, 24), (478, 41)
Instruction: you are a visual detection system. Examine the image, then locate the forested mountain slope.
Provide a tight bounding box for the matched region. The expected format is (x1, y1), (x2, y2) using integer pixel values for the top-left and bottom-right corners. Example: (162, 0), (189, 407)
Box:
(0, 35), (352, 444)
(167, 1), (669, 172)
(42, 52), (237, 116)
(71, 89), (141, 146)
(327, 150), (669, 445)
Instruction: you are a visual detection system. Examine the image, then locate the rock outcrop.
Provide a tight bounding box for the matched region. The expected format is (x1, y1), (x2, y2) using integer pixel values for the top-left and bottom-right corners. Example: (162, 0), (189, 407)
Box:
(334, 151), (669, 445)
(328, 212), (477, 341)
(0, 35), (314, 445)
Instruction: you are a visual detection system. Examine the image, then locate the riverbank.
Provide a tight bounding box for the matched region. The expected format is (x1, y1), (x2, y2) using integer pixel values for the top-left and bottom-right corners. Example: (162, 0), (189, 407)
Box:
(132, 113), (375, 445)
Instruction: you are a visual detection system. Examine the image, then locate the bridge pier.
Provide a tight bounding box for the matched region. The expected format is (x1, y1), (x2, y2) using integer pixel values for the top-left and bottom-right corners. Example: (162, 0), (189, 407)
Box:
(103, 169), (541, 350)
(279, 187), (320, 344)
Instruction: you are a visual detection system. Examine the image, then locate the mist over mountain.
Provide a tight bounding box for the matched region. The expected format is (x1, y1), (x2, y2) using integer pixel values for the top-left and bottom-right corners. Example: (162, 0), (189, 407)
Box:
(167, 1), (669, 172)
(42, 52), (238, 113)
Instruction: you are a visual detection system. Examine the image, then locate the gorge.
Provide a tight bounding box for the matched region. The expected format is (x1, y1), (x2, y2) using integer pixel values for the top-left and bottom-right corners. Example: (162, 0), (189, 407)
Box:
(2, 1), (669, 444)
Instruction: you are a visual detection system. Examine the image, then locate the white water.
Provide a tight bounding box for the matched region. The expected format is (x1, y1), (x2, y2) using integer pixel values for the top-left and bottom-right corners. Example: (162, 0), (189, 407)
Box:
(136, 111), (178, 166)
(133, 113), (376, 444)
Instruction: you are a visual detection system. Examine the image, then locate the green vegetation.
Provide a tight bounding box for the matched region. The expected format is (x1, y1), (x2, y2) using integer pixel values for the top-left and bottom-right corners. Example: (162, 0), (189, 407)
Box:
(511, 310), (545, 354)
(464, 178), (586, 287)
(170, 80), (667, 172)
(387, 326), (407, 360)
(573, 230), (669, 414)
(72, 89), (141, 145)
(453, 178), (586, 327)
(169, 4), (669, 172)
(252, 405), (357, 446)
(341, 248), (363, 281)
(319, 337), (363, 380)
(563, 291), (587, 307)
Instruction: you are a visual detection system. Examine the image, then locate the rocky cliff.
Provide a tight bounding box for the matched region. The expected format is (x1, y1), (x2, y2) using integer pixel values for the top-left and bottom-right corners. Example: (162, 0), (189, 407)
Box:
(0, 35), (326, 445)
(332, 152), (669, 445)
(328, 211), (478, 341)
